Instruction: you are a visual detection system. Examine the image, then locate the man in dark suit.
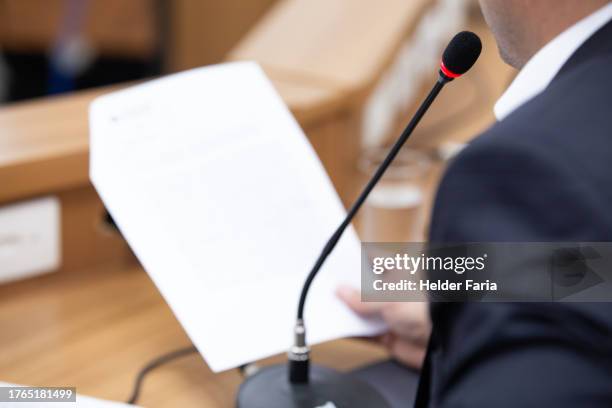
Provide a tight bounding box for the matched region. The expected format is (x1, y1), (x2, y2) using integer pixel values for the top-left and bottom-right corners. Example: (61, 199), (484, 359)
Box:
(340, 1), (612, 406)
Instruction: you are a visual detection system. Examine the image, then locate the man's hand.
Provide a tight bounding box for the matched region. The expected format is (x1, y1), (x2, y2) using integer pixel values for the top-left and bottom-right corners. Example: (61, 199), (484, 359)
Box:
(337, 285), (431, 369)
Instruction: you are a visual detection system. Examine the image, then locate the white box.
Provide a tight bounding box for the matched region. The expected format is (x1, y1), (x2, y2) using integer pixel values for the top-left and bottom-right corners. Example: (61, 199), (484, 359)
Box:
(0, 196), (61, 283)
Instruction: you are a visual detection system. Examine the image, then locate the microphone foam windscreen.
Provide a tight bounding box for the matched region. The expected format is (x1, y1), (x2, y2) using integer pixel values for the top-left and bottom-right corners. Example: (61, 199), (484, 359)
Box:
(442, 31), (482, 76)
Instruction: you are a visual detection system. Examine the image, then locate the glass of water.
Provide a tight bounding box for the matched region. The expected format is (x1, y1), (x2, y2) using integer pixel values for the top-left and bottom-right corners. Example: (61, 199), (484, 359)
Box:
(358, 147), (432, 242)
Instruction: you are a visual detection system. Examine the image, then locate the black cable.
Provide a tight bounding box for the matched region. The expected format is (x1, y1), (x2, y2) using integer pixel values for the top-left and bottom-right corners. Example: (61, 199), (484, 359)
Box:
(238, 364), (250, 377)
(126, 345), (197, 404)
(296, 75), (450, 321)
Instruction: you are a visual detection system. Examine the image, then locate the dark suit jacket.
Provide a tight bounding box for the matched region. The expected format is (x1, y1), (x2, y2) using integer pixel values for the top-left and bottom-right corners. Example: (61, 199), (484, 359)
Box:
(415, 21), (612, 407)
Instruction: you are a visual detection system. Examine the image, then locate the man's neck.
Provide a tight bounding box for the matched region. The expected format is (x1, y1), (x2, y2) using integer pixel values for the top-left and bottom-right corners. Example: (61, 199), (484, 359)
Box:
(494, 2), (612, 121)
(519, 2), (609, 68)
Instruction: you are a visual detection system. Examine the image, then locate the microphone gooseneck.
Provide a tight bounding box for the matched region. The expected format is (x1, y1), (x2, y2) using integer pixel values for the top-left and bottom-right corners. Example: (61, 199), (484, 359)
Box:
(288, 31), (482, 385)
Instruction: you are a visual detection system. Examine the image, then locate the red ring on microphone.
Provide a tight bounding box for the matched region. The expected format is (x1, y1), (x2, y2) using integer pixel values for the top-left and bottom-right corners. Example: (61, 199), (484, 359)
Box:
(440, 61), (461, 79)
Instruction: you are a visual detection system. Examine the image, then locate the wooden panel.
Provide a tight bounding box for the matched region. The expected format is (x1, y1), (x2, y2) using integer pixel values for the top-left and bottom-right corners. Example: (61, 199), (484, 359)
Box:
(229, 0), (431, 92)
(0, 88), (110, 204)
(306, 110), (362, 207)
(0, 86), (135, 274)
(58, 185), (134, 273)
(260, 65), (350, 126)
(0, 0), (156, 57)
(168, 0), (278, 71)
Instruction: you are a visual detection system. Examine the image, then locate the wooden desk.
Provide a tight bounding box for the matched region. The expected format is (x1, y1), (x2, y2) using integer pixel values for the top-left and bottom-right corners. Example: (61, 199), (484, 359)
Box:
(0, 263), (388, 407)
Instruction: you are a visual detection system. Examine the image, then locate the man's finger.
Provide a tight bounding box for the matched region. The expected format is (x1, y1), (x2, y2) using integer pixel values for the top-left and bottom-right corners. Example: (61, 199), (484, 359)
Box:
(387, 336), (427, 370)
(336, 285), (386, 316)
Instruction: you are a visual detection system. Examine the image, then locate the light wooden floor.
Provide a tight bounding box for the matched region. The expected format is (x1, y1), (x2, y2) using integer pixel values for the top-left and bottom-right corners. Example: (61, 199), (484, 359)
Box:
(0, 262), (388, 407)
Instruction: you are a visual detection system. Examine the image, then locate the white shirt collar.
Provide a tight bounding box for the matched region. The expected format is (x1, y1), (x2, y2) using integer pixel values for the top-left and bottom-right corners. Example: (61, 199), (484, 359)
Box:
(494, 3), (612, 121)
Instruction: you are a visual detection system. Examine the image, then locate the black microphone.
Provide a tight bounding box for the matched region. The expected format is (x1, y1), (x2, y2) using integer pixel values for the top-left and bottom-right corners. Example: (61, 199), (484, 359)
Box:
(237, 31), (482, 408)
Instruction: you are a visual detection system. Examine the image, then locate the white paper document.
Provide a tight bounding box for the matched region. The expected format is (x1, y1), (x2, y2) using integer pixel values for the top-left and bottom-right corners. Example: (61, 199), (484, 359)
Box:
(89, 62), (383, 372)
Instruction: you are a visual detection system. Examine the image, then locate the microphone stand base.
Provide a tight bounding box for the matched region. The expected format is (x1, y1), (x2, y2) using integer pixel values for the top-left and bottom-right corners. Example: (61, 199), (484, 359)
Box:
(236, 363), (390, 408)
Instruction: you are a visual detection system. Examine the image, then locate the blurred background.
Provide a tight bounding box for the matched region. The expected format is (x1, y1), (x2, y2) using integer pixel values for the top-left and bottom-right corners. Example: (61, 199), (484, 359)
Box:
(0, 0), (514, 248)
(0, 0), (516, 405)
